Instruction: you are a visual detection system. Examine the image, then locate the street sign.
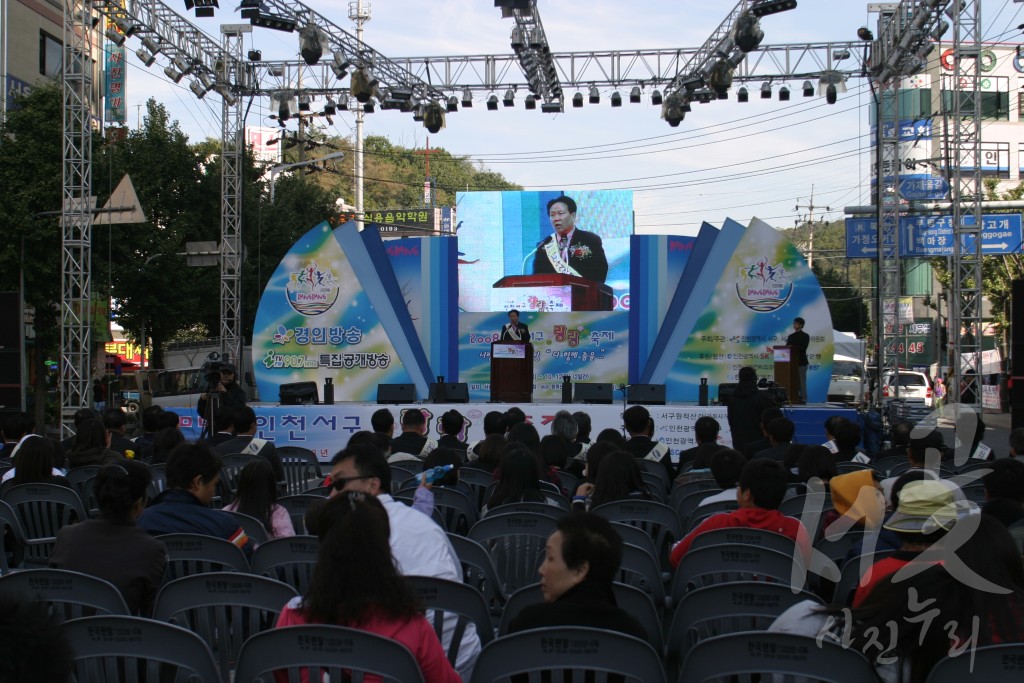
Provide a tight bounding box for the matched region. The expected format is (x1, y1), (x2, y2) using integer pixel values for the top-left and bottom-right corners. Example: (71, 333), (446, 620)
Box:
(845, 214), (1024, 258)
(898, 175), (949, 201)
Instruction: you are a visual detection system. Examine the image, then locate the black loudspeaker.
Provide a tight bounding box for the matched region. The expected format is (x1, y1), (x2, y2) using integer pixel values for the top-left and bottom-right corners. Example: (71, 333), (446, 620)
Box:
(0, 293), (18, 350)
(1012, 280), (1024, 430)
(279, 381), (319, 405)
(430, 382), (469, 404)
(377, 383), (414, 404)
(626, 384), (666, 405)
(574, 383), (612, 404)
(0, 386), (19, 411)
(717, 383), (738, 405)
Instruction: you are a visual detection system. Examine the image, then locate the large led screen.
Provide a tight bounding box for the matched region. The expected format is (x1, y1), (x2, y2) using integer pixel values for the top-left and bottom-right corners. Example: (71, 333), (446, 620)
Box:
(456, 190), (633, 312)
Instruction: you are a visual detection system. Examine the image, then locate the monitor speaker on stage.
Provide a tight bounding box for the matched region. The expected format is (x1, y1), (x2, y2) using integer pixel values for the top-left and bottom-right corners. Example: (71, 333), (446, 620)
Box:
(280, 381), (319, 405)
(377, 384), (414, 404)
(574, 383), (612, 404)
(430, 382), (469, 404)
(626, 384), (666, 406)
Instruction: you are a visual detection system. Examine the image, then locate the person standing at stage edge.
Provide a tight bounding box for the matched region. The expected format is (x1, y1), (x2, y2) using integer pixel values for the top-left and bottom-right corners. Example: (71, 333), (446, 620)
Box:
(786, 317), (810, 404)
(532, 195), (608, 284)
(499, 309), (530, 342)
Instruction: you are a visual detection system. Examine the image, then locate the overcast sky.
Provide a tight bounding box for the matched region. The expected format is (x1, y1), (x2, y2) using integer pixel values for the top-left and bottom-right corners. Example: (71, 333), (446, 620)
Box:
(117, 1), (1023, 235)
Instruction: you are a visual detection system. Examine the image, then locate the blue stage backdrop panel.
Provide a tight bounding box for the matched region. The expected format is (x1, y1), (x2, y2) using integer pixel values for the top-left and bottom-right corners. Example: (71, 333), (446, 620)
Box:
(456, 190), (634, 312)
(458, 311), (628, 402)
(657, 218), (834, 402)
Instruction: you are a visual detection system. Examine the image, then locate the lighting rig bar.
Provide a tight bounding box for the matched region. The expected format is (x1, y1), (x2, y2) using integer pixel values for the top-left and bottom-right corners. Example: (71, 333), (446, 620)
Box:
(503, 0), (563, 111)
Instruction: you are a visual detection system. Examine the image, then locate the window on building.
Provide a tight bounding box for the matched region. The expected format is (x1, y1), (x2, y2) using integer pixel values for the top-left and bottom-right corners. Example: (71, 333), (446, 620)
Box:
(941, 75), (1010, 121)
(39, 30), (62, 78)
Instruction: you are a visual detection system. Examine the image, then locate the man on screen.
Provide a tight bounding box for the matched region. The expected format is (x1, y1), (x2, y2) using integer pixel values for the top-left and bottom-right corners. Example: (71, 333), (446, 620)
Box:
(499, 309), (530, 342)
(532, 195), (608, 284)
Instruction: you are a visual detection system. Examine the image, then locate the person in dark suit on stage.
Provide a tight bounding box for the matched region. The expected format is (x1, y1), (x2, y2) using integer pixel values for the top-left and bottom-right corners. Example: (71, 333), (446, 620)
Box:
(499, 309), (530, 342)
(786, 317), (810, 404)
(532, 195), (609, 285)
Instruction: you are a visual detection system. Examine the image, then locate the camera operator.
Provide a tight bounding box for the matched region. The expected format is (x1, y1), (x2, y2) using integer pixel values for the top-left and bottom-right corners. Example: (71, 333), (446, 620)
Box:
(197, 364), (246, 437)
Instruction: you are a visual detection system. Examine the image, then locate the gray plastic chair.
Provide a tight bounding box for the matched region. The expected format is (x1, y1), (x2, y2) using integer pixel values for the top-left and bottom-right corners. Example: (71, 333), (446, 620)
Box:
(427, 486), (479, 536)
(925, 643), (1024, 682)
(222, 509), (270, 546)
(469, 626), (667, 683)
(591, 499), (682, 571)
(276, 446), (323, 497)
(665, 581), (823, 680)
(671, 544), (803, 605)
(484, 501), (566, 521)
(689, 527), (798, 556)
(832, 550), (896, 606)
(619, 542), (668, 610)
(0, 499), (26, 572)
(612, 522), (662, 562)
(679, 631), (877, 682)
(673, 488), (721, 526)
(157, 532), (250, 582)
(276, 493), (328, 535)
(447, 532), (508, 623)
(497, 582), (664, 655)
(64, 615), (222, 683)
(468, 512), (558, 595)
(146, 463), (168, 500)
(407, 575), (495, 667)
(638, 459), (671, 494)
(458, 466), (494, 511)
(685, 500), (739, 532)
(235, 624), (426, 683)
(0, 568), (130, 620)
(250, 535), (319, 594)
(65, 465), (102, 516)
(152, 572), (298, 677)
(2, 482), (87, 566)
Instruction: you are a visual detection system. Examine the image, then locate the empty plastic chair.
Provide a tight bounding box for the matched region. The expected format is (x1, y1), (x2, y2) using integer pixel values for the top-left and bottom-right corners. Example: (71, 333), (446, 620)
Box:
(250, 535), (319, 595)
(2, 482), (86, 566)
(407, 575), (495, 667)
(157, 532), (250, 582)
(468, 512), (558, 595)
(0, 568), (129, 620)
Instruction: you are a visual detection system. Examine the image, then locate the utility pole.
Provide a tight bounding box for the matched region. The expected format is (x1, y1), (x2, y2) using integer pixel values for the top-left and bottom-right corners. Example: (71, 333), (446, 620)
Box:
(350, 0), (369, 230)
(413, 138), (435, 207)
(793, 184), (828, 270)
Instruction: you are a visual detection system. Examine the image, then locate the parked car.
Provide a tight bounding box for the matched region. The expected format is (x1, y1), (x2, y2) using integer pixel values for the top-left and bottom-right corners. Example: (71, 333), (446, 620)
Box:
(879, 370), (933, 407)
(827, 355), (867, 406)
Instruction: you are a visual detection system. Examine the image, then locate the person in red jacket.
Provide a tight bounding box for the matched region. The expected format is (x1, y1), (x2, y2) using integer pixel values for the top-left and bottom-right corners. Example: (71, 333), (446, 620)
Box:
(670, 458), (810, 568)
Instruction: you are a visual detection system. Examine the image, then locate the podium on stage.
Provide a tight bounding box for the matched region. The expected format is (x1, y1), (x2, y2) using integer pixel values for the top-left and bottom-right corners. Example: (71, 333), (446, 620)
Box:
(492, 274), (613, 312)
(773, 345), (799, 404)
(491, 341), (533, 402)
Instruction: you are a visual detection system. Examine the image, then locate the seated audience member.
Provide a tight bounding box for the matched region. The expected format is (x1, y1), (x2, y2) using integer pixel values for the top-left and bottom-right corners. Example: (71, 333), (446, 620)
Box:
(851, 479), (956, 606)
(740, 407), (783, 459)
(50, 461), (166, 615)
(0, 595), (75, 682)
(467, 411), (504, 462)
(3, 436), (69, 486)
(483, 446), (553, 514)
(346, 430), (392, 459)
(819, 469), (885, 540)
(879, 430), (959, 503)
(0, 412), (33, 460)
(579, 442), (616, 491)
(390, 409), (436, 461)
(132, 406), (164, 450)
(726, 367), (774, 455)
(594, 428), (628, 449)
(214, 406), (285, 482)
(323, 444), (477, 680)
(790, 444), (838, 486)
(772, 514), (1024, 683)
(698, 448), (747, 508)
(59, 407), (99, 453)
(371, 408), (396, 437)
(874, 420), (914, 461)
(224, 459), (295, 540)
(146, 427), (185, 465)
(279, 492), (461, 683)
(573, 450), (651, 511)
(622, 405), (674, 481)
(202, 405), (237, 448)
(572, 410), (593, 448)
(466, 434), (504, 473)
(753, 417), (795, 462)
(539, 434), (572, 473)
(436, 409), (468, 458)
(550, 411), (584, 477)
(421, 448), (463, 488)
(138, 443), (253, 557)
(670, 459), (810, 568)
(953, 409), (993, 462)
(832, 419), (866, 462)
(65, 418), (124, 470)
(507, 512), (647, 639)
(502, 407), (527, 434)
(820, 414), (846, 454)
(101, 408), (136, 456)
(676, 416), (725, 473)
(507, 421), (542, 455)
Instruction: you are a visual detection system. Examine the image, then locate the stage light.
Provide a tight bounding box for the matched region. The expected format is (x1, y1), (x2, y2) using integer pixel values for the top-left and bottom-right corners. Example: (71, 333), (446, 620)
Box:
(857, 26), (873, 41)
(540, 101), (561, 113)
(802, 80), (814, 96)
(750, 0), (797, 17)
(189, 78), (210, 98)
(172, 55), (193, 77)
(198, 71), (215, 90)
(446, 95), (459, 112)
(778, 85), (790, 101)
(588, 86), (600, 104)
(661, 92), (685, 127)
(760, 81), (772, 99)
(184, 0), (218, 17)
(248, 49), (262, 61)
(299, 25), (323, 65)
(135, 46), (156, 67)
(363, 100), (376, 113)
(734, 12), (763, 52)
(164, 64), (183, 83)
(277, 95), (292, 121)
(651, 89), (663, 105)
(826, 83), (837, 104)
(216, 84), (237, 106)
(524, 94), (537, 109)
(350, 67), (378, 103)
(918, 43), (935, 60)
(610, 91), (622, 107)
(141, 36), (161, 55)
(323, 98), (336, 116)
(572, 92), (583, 107)
(737, 86), (749, 102)
(412, 102), (425, 121)
(330, 51), (350, 79)
(461, 88), (473, 107)
(486, 94), (498, 110)
(629, 86), (642, 103)
(423, 101), (446, 133)
(833, 49), (850, 60)
(114, 17), (137, 37)
(104, 26), (125, 45)
(250, 11), (296, 32)
(931, 20), (949, 40)
(503, 89), (515, 107)
(298, 94), (311, 112)
(510, 26), (524, 49)
(708, 60), (733, 96)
